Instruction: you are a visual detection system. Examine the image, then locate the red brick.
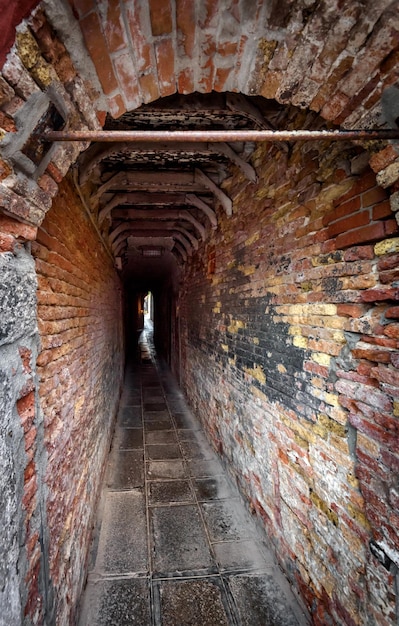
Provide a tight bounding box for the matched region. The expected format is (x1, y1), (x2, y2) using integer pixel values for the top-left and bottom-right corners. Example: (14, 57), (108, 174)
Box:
(370, 365), (399, 387)
(349, 412), (394, 447)
(70, 0), (95, 18)
(214, 66), (233, 92)
(125, 2), (153, 73)
(379, 267), (399, 284)
(17, 391), (35, 426)
(0, 110), (17, 132)
(327, 209), (370, 238)
(361, 287), (399, 302)
(113, 53), (139, 105)
(104, 0), (125, 52)
(0, 216), (37, 240)
(335, 222), (386, 249)
(139, 72), (159, 103)
(155, 38), (176, 97)
(385, 306), (399, 319)
(362, 186), (388, 207)
(177, 67), (194, 95)
(107, 93), (126, 118)
(369, 145), (399, 173)
(384, 324), (399, 339)
(79, 12), (118, 94)
(337, 171), (377, 205)
(372, 200), (392, 221)
(337, 303), (367, 318)
(343, 245), (374, 261)
(323, 196), (361, 226)
(149, 0), (172, 36)
(378, 252), (399, 271)
(352, 346), (393, 364)
(176, 0), (196, 58)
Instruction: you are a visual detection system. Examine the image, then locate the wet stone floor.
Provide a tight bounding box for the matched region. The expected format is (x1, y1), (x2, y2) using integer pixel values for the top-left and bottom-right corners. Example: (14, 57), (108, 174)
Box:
(78, 326), (309, 626)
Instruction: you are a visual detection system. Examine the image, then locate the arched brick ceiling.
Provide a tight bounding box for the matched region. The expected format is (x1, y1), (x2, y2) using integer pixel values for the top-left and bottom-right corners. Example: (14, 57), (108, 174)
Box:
(0, 0), (398, 279)
(70, 0), (399, 124)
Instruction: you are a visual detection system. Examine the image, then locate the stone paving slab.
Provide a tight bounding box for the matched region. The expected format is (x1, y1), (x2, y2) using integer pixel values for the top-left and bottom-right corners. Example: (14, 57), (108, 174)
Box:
(146, 460), (187, 480)
(78, 326), (309, 625)
(114, 427), (143, 450)
(107, 449), (144, 489)
(94, 490), (147, 575)
(151, 504), (216, 575)
(227, 574), (301, 626)
(79, 578), (150, 626)
(154, 577), (231, 626)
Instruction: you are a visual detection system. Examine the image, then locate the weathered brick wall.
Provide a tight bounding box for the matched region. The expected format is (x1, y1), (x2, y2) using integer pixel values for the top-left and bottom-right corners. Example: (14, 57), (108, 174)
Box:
(32, 175), (124, 624)
(177, 130), (399, 625)
(0, 218), (43, 625)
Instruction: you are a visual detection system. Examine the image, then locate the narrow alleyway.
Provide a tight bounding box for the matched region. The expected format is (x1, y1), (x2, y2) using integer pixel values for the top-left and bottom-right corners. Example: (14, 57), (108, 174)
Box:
(78, 321), (309, 626)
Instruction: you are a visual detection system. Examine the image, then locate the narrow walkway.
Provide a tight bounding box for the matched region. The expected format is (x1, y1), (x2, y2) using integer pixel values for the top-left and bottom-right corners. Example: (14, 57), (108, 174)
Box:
(78, 322), (309, 626)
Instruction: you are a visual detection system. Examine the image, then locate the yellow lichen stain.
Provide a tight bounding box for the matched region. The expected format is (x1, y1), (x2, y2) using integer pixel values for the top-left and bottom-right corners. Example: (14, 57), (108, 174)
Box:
(16, 31), (40, 69)
(374, 237), (399, 256)
(228, 319), (245, 334)
(213, 301), (221, 313)
(250, 385), (268, 403)
(245, 232), (260, 246)
(245, 364), (266, 385)
(258, 38), (278, 66)
(315, 414), (346, 438)
(293, 335), (308, 349)
(312, 352), (331, 367)
(310, 492), (338, 526)
(31, 59), (53, 87)
(347, 503), (371, 531)
(253, 337), (260, 345)
(277, 363), (287, 374)
(289, 303), (337, 316)
(347, 473), (359, 489)
(394, 401), (399, 417)
(238, 264), (256, 276)
(221, 344), (229, 352)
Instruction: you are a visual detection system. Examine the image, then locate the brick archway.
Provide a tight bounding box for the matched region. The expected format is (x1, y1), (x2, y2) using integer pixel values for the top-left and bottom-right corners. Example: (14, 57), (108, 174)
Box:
(1, 3), (399, 626)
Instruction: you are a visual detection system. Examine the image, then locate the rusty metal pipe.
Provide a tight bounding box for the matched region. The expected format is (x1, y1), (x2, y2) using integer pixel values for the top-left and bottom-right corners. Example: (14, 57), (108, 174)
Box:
(40, 129), (399, 143)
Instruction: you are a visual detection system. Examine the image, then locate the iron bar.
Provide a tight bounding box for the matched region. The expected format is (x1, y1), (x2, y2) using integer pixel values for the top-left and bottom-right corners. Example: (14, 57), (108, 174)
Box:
(41, 129), (399, 143)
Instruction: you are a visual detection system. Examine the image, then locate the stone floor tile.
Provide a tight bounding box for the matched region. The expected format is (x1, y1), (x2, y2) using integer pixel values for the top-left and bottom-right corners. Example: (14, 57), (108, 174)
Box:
(200, 500), (255, 542)
(114, 427), (143, 450)
(146, 443), (182, 460)
(148, 480), (193, 505)
(95, 490), (147, 575)
(226, 574), (301, 626)
(79, 578), (150, 626)
(144, 418), (174, 431)
(193, 476), (234, 501)
(143, 410), (170, 421)
(213, 539), (272, 573)
(146, 430), (178, 445)
(151, 505), (215, 575)
(172, 411), (198, 429)
(118, 405), (142, 427)
(188, 458), (224, 477)
(107, 449), (144, 489)
(146, 460), (187, 480)
(144, 402), (167, 412)
(154, 578), (230, 626)
(180, 440), (216, 460)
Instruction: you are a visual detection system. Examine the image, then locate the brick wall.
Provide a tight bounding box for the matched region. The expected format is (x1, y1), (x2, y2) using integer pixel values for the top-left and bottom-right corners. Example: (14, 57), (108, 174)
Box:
(32, 175), (124, 624)
(177, 130), (399, 625)
(0, 223), (42, 625)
